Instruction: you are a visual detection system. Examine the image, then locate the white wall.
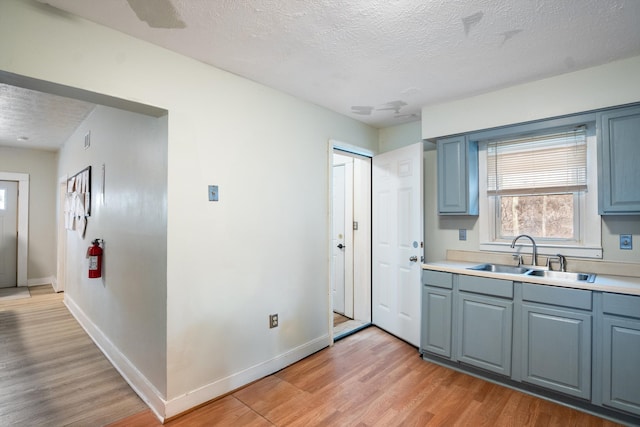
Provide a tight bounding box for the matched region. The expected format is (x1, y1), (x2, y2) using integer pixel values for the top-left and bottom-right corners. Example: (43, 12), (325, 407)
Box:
(57, 105), (168, 398)
(0, 146), (57, 282)
(0, 0), (378, 418)
(379, 120), (424, 153)
(421, 55), (640, 140)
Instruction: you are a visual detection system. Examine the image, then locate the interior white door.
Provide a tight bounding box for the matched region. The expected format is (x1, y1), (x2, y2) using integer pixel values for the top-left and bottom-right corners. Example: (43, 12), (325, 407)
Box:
(332, 164), (346, 315)
(372, 142), (423, 346)
(0, 180), (19, 288)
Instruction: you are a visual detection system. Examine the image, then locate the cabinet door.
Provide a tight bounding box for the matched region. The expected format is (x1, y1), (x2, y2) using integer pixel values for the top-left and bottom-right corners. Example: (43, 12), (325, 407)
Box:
(599, 106), (640, 214)
(457, 293), (512, 376)
(521, 304), (591, 399)
(437, 136), (478, 215)
(421, 286), (452, 358)
(602, 316), (640, 416)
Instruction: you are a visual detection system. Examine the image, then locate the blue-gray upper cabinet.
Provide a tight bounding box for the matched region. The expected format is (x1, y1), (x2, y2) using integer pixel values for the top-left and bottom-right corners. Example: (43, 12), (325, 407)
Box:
(520, 285), (592, 400)
(598, 105), (640, 214)
(437, 136), (479, 215)
(601, 293), (640, 416)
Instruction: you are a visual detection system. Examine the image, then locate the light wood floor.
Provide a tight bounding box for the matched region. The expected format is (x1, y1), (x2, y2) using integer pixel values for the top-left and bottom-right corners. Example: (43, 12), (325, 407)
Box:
(110, 326), (622, 427)
(0, 285), (147, 426)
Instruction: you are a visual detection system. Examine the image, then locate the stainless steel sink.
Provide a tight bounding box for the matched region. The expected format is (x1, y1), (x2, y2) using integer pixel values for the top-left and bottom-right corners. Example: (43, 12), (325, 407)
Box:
(525, 269), (597, 283)
(468, 264), (530, 274)
(467, 263), (597, 283)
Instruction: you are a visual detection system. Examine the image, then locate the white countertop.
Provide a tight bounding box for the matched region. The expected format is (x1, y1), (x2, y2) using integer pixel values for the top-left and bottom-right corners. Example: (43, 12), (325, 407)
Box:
(423, 261), (640, 296)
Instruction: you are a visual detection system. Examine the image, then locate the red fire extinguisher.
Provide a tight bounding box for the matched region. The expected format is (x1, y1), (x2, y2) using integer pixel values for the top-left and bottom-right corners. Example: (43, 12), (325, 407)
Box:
(88, 239), (103, 278)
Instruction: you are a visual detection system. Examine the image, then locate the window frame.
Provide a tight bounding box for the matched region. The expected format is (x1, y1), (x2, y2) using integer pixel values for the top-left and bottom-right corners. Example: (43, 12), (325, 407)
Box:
(473, 114), (602, 259)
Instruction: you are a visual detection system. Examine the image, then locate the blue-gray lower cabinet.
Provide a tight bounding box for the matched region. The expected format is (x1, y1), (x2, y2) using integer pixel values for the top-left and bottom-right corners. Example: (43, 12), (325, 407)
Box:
(422, 286), (453, 358)
(457, 292), (513, 376)
(601, 293), (640, 416)
(421, 270), (454, 358)
(521, 304), (592, 399)
(420, 270), (640, 424)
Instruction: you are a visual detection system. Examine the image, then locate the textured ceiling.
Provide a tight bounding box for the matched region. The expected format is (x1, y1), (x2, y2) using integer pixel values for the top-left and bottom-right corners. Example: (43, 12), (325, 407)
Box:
(2, 0), (640, 151)
(0, 84), (94, 151)
(40, 0), (640, 129)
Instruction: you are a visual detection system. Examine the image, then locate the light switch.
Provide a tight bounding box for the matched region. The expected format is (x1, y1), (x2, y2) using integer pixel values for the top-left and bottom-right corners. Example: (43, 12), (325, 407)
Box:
(620, 234), (632, 250)
(208, 185), (219, 202)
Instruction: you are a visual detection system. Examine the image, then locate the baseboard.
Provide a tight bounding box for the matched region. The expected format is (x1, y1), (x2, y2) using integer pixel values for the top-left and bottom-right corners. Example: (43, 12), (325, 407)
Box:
(50, 276), (63, 293)
(64, 295), (167, 422)
(163, 333), (330, 419)
(26, 276), (54, 287)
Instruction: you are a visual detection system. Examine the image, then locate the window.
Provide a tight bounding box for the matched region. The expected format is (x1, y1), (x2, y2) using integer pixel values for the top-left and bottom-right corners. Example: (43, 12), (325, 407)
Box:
(488, 127), (586, 243)
(478, 122), (601, 258)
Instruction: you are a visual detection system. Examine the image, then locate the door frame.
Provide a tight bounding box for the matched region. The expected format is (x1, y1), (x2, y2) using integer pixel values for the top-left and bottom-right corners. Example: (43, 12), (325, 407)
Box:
(328, 139), (374, 343)
(55, 174), (68, 292)
(0, 172), (29, 287)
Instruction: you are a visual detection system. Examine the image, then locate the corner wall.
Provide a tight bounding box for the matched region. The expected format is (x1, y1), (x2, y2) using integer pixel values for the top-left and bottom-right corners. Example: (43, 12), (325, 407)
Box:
(57, 105), (168, 402)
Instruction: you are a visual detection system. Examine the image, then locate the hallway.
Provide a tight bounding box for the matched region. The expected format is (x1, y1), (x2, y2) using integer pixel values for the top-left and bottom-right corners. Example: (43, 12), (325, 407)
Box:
(0, 285), (147, 426)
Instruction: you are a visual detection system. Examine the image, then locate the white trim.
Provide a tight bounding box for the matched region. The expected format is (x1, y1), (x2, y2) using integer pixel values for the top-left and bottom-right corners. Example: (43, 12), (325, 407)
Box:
(55, 175), (68, 293)
(64, 295), (167, 423)
(164, 334), (329, 418)
(329, 139), (375, 158)
(0, 172), (29, 286)
(478, 242), (603, 259)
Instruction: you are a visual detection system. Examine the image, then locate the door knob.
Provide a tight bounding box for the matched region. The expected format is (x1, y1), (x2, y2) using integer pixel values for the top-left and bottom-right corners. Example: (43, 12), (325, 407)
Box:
(409, 256), (418, 262)
(337, 243), (345, 249)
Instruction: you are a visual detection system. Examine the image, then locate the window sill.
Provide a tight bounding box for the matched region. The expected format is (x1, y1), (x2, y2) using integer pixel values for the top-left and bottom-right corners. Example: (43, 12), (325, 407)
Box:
(479, 242), (603, 259)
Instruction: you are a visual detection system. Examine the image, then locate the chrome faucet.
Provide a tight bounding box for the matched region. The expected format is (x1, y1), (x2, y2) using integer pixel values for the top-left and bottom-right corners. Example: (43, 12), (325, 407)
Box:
(557, 254), (566, 272)
(511, 234), (537, 267)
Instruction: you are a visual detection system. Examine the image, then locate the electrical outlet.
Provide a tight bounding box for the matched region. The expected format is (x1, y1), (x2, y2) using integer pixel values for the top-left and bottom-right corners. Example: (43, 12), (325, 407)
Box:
(269, 313), (278, 328)
(459, 229), (467, 241)
(620, 234), (632, 250)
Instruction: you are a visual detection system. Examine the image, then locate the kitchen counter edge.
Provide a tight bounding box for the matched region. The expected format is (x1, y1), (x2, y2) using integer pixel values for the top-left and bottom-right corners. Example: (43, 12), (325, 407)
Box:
(422, 261), (640, 296)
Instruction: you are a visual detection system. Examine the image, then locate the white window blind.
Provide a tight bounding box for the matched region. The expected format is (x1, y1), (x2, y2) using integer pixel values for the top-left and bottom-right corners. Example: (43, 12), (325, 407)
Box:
(487, 127), (587, 196)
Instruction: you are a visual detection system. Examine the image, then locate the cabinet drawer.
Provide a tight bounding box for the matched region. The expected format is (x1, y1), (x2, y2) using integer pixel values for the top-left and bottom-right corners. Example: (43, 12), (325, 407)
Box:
(423, 270), (453, 289)
(522, 283), (591, 310)
(459, 274), (513, 299)
(603, 293), (640, 319)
